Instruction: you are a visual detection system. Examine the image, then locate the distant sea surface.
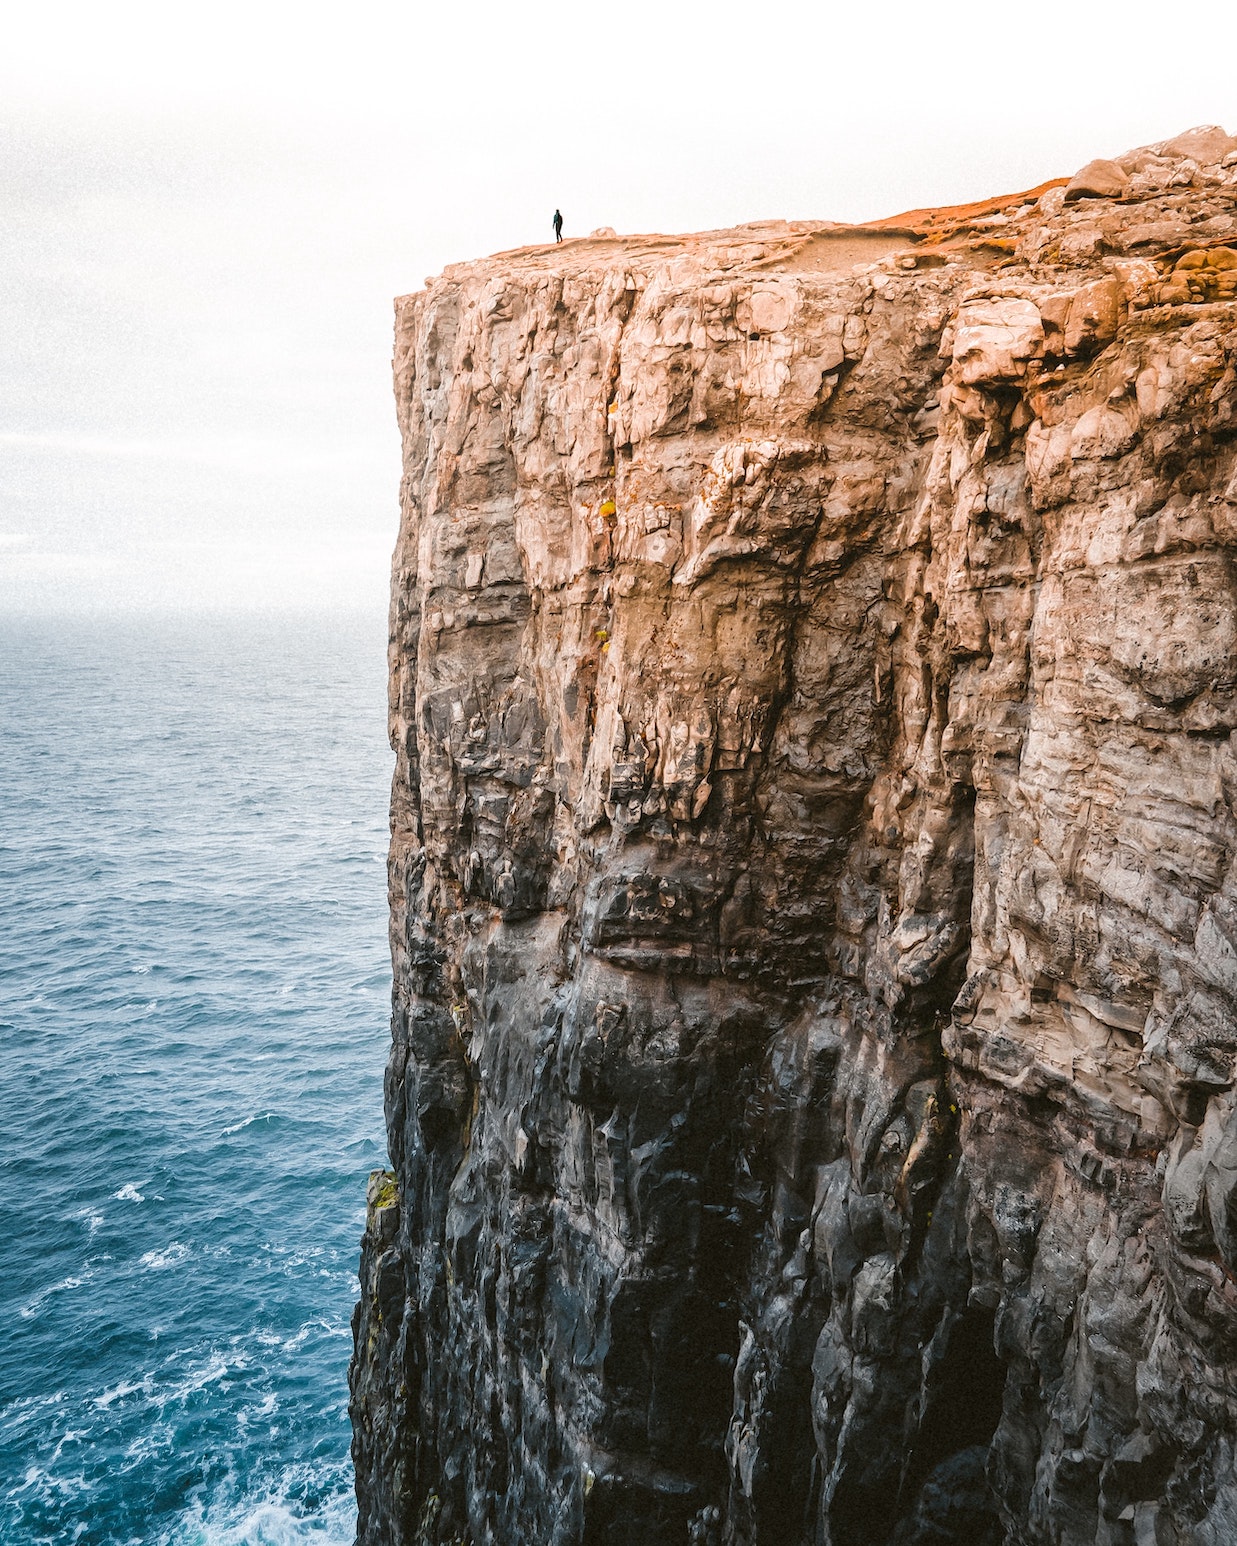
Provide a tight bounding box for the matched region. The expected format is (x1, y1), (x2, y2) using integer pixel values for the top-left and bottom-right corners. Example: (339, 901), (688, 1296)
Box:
(0, 612), (391, 1545)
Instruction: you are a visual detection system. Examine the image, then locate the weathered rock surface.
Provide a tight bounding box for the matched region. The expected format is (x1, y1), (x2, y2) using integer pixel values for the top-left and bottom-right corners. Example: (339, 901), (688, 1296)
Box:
(351, 129), (1237, 1546)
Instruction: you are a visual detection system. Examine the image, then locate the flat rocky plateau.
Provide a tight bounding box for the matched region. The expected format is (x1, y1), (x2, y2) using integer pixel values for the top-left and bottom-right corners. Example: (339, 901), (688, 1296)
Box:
(351, 127), (1237, 1545)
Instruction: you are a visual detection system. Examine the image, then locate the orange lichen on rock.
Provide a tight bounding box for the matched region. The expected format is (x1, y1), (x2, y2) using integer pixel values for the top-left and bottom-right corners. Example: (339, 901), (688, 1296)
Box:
(868, 179), (1069, 240)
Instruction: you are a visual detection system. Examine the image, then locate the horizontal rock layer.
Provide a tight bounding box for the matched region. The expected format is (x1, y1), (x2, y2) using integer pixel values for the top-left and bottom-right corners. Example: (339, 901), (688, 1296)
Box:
(351, 129), (1237, 1546)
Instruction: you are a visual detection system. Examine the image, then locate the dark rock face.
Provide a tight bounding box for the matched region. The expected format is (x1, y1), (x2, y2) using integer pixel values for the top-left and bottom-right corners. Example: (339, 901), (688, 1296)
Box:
(351, 133), (1237, 1546)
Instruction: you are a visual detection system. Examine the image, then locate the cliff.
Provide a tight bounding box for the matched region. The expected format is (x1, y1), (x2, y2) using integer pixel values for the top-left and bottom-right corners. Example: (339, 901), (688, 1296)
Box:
(351, 126), (1237, 1546)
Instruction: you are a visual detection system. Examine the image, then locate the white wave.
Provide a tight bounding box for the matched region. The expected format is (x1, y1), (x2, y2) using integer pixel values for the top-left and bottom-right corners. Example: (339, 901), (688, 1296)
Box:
(1, 1390), (67, 1420)
(140, 1242), (190, 1270)
(93, 1375), (152, 1410)
(158, 1482), (354, 1546)
(114, 1182), (146, 1202)
(171, 1350), (250, 1406)
(236, 1389), (280, 1434)
(11, 1460), (94, 1505)
(121, 1427), (171, 1468)
(220, 1112), (274, 1137)
(131, 963), (152, 974)
(73, 1205), (105, 1235)
(20, 1274), (88, 1319)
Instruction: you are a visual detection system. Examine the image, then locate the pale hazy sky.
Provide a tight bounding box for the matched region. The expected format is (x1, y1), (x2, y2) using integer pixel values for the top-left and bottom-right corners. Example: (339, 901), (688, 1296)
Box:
(3, 0), (1235, 613)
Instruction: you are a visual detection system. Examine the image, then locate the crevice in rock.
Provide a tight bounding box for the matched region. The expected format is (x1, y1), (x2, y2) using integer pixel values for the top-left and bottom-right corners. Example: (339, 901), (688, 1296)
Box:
(898, 1307), (1006, 1542)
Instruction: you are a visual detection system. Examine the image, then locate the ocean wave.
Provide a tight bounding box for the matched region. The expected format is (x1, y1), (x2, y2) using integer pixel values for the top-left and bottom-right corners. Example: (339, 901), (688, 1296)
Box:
(0, 1390), (68, 1434)
(156, 1467), (354, 1546)
(114, 1182), (146, 1202)
(20, 1272), (91, 1319)
(220, 1113), (275, 1137)
(162, 1351), (240, 1405)
(235, 1389), (280, 1433)
(93, 1375), (154, 1410)
(11, 1460), (95, 1506)
(140, 1242), (191, 1270)
(95, 1350), (243, 1418)
(279, 1318), (348, 1355)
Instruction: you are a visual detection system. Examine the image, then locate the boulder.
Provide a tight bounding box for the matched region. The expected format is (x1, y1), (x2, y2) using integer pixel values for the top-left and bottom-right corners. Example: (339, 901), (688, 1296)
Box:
(1161, 125), (1237, 165)
(1065, 158), (1130, 201)
(951, 297), (1044, 384)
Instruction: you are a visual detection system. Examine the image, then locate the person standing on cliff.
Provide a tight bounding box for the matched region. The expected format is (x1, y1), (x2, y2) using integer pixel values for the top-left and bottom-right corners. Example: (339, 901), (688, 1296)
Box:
(553, 209), (563, 243)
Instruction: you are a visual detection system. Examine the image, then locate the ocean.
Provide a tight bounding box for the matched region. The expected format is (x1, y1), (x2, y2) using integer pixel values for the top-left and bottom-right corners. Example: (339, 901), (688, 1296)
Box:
(0, 611), (391, 1545)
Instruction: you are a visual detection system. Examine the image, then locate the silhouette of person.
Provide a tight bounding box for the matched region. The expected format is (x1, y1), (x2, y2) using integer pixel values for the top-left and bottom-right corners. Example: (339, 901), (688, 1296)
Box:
(553, 209), (563, 243)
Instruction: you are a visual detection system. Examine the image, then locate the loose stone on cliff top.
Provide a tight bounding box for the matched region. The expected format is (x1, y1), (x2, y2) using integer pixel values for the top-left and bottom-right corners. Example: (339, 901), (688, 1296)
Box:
(1159, 124), (1237, 165)
(1064, 157), (1130, 201)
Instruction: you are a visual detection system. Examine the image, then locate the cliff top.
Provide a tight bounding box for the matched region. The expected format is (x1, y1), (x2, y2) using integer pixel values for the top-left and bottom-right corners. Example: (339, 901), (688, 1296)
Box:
(411, 124), (1237, 298)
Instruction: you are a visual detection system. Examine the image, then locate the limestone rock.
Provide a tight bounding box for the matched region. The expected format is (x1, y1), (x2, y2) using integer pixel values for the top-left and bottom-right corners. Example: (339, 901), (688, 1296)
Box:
(1160, 125), (1237, 166)
(1064, 157), (1130, 201)
(351, 127), (1237, 1546)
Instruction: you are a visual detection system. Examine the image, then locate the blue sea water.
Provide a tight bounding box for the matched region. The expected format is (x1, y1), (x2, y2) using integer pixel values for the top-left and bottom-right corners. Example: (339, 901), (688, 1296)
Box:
(0, 611), (391, 1545)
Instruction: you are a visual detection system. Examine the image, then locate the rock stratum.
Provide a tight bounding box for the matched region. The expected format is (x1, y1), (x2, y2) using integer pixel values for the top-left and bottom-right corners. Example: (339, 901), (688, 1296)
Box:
(351, 128), (1237, 1546)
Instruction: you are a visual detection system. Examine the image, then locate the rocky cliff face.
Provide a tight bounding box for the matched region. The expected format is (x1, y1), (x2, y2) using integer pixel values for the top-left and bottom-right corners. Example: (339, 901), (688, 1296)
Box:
(351, 127), (1237, 1546)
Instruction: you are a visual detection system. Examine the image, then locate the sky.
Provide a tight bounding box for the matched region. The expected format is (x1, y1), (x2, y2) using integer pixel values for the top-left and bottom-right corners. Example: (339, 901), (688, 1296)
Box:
(3, 0), (1235, 616)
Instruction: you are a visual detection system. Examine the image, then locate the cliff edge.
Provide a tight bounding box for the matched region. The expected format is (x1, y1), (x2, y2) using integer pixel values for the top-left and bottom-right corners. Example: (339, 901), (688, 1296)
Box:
(351, 127), (1237, 1546)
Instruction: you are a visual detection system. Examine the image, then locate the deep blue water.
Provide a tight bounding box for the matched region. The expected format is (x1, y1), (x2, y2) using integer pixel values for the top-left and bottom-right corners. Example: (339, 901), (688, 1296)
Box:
(0, 612), (391, 1545)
